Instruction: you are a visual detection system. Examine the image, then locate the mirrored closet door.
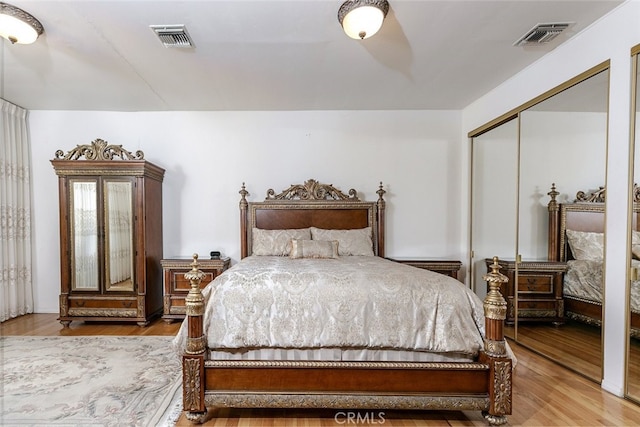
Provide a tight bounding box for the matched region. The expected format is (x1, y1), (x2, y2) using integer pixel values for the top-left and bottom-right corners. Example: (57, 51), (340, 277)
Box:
(627, 44), (640, 402)
(470, 63), (610, 382)
(517, 67), (609, 382)
(470, 118), (518, 320)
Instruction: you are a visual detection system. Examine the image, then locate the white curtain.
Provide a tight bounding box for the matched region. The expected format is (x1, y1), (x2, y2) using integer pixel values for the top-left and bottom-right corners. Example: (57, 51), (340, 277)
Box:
(0, 99), (33, 322)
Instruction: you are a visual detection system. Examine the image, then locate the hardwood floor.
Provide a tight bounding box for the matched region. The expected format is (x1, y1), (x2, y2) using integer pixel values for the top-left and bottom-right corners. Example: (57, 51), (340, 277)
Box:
(4, 314), (640, 426)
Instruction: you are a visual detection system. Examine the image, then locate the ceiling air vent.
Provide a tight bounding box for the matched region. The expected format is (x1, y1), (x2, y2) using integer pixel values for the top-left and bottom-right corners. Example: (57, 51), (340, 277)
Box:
(513, 22), (572, 47)
(150, 24), (194, 48)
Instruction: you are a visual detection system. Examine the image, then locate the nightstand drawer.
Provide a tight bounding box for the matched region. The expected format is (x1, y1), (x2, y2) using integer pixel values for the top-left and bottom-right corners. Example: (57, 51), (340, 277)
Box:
(517, 299), (559, 319)
(517, 274), (554, 294)
(518, 299), (556, 310)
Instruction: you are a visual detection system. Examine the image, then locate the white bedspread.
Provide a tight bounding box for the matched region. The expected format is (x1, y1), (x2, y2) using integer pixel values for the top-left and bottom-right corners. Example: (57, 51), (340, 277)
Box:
(175, 256), (487, 357)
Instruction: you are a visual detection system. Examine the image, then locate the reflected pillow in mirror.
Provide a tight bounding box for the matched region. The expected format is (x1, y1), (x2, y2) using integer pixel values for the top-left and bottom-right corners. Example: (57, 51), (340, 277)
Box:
(632, 231), (640, 260)
(252, 228), (311, 256)
(310, 227), (374, 256)
(289, 239), (339, 259)
(566, 229), (604, 261)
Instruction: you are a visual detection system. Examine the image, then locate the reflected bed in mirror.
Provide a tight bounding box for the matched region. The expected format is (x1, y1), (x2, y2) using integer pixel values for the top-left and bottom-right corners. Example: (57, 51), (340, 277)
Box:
(535, 183), (640, 381)
(548, 183), (640, 336)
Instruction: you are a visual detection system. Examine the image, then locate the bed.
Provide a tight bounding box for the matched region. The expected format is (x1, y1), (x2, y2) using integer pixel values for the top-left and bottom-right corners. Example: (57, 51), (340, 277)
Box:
(547, 183), (640, 336)
(176, 179), (512, 425)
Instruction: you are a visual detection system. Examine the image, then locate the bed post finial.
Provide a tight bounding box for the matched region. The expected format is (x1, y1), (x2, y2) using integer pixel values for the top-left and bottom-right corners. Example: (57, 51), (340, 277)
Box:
(377, 182), (386, 203)
(376, 182), (386, 258)
(240, 183), (249, 259)
(184, 253), (206, 355)
(239, 182), (249, 206)
(548, 183), (560, 261)
(482, 257), (508, 357)
(548, 183), (558, 206)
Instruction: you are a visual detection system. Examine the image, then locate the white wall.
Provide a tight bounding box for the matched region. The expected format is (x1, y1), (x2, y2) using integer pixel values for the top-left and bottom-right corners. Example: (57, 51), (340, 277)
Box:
(30, 110), (462, 314)
(462, 0), (640, 397)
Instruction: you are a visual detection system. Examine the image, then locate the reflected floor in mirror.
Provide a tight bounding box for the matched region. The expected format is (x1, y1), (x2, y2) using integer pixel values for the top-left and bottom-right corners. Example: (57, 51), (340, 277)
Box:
(629, 336), (640, 399)
(506, 320), (601, 382)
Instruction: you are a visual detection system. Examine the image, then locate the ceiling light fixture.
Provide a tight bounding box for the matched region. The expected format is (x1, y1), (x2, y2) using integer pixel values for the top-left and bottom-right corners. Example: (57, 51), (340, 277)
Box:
(0, 2), (44, 44)
(338, 0), (389, 40)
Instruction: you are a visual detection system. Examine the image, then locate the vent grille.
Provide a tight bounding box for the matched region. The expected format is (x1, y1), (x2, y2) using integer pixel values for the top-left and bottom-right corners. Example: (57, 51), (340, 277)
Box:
(150, 25), (194, 48)
(514, 22), (572, 47)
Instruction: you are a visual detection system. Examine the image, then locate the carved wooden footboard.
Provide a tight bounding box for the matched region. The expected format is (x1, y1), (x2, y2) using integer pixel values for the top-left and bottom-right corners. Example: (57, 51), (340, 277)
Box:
(180, 180), (512, 425)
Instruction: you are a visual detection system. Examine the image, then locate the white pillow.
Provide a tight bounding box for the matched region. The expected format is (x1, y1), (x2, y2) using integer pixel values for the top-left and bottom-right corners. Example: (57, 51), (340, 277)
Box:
(310, 227), (374, 256)
(289, 239), (339, 259)
(252, 228), (311, 256)
(566, 229), (604, 261)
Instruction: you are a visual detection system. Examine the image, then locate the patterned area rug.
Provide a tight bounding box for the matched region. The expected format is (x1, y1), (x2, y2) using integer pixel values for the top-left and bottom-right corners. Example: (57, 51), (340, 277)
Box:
(1, 336), (182, 426)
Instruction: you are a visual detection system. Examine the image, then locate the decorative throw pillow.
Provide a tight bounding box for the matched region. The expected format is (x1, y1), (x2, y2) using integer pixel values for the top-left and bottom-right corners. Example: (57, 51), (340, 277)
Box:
(252, 228), (311, 256)
(289, 239), (339, 259)
(310, 227), (374, 256)
(566, 229), (604, 261)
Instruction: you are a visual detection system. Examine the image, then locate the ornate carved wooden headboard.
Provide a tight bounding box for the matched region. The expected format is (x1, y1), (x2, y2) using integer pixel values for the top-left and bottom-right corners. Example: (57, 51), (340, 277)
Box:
(239, 179), (386, 258)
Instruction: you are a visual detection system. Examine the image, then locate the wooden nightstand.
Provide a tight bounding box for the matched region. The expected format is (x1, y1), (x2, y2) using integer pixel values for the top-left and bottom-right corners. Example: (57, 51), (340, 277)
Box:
(161, 256), (230, 322)
(387, 258), (462, 281)
(485, 258), (567, 325)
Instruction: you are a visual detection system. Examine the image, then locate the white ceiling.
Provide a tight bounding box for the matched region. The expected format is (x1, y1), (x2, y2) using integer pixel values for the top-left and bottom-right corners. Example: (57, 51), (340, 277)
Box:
(1, 0), (625, 112)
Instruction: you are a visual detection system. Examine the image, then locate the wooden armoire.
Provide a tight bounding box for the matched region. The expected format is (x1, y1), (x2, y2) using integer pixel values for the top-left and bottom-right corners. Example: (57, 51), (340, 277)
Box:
(51, 139), (165, 327)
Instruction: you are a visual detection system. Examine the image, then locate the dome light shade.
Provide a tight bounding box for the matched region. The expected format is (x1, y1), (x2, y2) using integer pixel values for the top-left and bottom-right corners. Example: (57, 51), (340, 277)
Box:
(338, 0), (389, 40)
(0, 2), (44, 44)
